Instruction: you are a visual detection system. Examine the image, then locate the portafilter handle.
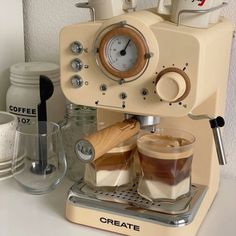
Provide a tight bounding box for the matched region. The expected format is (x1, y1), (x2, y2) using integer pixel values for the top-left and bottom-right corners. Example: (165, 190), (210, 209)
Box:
(188, 113), (227, 165)
(75, 119), (140, 162)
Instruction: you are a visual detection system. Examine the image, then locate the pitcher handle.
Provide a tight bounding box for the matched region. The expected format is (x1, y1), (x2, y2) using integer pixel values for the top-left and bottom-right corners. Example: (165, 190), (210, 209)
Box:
(157, 0), (171, 15)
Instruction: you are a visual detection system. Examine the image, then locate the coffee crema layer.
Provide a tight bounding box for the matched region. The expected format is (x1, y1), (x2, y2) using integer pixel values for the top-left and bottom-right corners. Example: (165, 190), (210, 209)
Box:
(137, 134), (193, 160)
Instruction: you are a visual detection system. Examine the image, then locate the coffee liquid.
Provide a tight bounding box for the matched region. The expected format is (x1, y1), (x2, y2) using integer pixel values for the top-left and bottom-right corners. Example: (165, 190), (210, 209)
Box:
(138, 134), (193, 186)
(93, 149), (134, 171)
(138, 153), (192, 185)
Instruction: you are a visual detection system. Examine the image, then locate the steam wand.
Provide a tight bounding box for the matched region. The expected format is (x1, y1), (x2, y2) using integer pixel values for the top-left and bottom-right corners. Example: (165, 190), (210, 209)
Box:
(188, 113), (227, 165)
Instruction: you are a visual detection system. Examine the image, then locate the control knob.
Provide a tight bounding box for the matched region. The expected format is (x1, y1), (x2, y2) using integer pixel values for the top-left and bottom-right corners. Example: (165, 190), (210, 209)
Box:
(156, 68), (190, 103)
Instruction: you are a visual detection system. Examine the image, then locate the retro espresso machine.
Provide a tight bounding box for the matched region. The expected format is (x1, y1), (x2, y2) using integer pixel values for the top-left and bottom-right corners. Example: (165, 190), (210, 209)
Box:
(60, 1), (234, 235)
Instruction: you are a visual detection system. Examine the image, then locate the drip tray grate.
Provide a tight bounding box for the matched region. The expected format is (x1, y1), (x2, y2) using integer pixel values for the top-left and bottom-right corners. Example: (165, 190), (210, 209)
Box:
(67, 179), (207, 227)
(82, 179), (193, 214)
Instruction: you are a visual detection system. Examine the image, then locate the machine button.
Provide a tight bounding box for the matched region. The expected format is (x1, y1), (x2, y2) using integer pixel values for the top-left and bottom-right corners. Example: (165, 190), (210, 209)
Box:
(100, 84), (107, 92)
(70, 41), (83, 54)
(141, 88), (149, 96)
(71, 59), (83, 72)
(156, 68), (190, 103)
(120, 92), (127, 100)
(71, 75), (83, 88)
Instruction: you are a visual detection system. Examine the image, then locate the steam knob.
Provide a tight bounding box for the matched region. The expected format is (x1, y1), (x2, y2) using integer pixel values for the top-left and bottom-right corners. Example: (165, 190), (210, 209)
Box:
(156, 68), (190, 103)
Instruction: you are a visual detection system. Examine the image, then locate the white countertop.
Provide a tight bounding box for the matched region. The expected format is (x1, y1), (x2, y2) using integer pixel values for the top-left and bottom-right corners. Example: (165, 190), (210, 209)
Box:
(0, 177), (236, 236)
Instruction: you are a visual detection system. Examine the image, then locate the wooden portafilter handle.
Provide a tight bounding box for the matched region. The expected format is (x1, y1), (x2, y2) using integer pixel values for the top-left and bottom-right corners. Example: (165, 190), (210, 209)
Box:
(75, 119), (140, 162)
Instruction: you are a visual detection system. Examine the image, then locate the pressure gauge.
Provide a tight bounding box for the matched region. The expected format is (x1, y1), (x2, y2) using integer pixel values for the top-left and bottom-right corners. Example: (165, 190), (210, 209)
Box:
(98, 26), (149, 80)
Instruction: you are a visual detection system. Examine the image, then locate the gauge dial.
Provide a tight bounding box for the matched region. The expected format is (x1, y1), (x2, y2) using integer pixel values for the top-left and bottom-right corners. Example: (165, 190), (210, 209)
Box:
(106, 35), (138, 72)
(98, 27), (149, 79)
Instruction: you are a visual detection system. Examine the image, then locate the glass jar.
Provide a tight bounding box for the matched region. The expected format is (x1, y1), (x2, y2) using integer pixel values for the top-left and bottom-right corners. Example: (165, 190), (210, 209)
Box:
(6, 62), (66, 124)
(60, 104), (97, 182)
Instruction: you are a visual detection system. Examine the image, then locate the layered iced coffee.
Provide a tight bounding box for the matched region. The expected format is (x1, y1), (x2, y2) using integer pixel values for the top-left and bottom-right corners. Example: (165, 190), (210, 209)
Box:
(137, 128), (195, 201)
(84, 138), (136, 191)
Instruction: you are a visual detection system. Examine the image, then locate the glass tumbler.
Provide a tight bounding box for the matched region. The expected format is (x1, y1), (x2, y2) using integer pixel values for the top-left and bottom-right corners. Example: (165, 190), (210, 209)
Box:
(12, 122), (67, 194)
(84, 136), (137, 191)
(137, 128), (195, 201)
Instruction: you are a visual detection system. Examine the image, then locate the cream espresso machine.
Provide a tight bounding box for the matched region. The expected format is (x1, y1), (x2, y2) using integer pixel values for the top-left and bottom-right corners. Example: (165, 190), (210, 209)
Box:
(60, 1), (234, 235)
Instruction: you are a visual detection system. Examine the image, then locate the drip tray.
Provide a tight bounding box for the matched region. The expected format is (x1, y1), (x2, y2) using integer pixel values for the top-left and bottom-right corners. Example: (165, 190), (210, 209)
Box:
(67, 180), (207, 227)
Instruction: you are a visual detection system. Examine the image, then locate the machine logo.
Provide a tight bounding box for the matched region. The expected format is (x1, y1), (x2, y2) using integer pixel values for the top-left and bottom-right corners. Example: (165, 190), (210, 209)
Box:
(100, 217), (140, 231)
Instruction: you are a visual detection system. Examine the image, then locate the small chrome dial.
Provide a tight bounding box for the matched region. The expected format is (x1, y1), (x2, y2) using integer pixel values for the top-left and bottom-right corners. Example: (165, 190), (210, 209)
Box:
(71, 59), (83, 72)
(71, 75), (83, 88)
(70, 41), (83, 54)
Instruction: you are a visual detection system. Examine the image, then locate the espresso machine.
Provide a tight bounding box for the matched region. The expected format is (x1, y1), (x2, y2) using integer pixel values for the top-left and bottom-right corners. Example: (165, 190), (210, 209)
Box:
(59, 1), (234, 235)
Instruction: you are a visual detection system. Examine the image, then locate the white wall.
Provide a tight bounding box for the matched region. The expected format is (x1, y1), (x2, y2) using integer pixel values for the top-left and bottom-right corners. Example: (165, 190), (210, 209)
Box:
(23, 0), (236, 179)
(221, 2), (236, 179)
(0, 0), (25, 110)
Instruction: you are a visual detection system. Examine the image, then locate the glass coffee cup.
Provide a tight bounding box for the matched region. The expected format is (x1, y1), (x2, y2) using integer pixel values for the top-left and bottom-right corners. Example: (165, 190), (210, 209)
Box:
(12, 122), (67, 194)
(137, 128), (195, 201)
(84, 137), (136, 191)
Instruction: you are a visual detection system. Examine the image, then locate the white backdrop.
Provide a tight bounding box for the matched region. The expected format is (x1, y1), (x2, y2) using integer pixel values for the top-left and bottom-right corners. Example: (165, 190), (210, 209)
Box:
(0, 0), (24, 110)
(22, 0), (236, 179)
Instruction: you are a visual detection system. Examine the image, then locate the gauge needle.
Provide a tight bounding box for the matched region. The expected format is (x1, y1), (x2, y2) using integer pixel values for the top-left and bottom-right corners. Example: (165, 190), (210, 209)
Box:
(120, 40), (131, 56)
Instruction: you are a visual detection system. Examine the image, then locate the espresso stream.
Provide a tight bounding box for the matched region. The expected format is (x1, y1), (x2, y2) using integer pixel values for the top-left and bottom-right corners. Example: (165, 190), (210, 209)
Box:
(138, 134), (193, 186)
